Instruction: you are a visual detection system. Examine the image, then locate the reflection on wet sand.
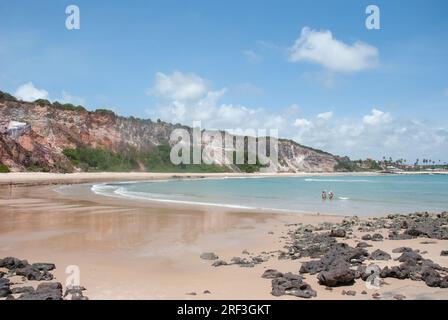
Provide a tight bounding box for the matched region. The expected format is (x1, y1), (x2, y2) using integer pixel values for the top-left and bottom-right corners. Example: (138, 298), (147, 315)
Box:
(0, 184), (274, 254)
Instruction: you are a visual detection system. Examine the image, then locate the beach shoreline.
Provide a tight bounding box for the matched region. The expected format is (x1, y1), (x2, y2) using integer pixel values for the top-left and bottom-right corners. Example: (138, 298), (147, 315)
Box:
(1, 174), (448, 300)
(1, 170), (448, 187)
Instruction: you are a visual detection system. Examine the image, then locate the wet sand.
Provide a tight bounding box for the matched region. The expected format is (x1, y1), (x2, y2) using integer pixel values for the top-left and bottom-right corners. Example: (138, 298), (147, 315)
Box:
(1, 176), (448, 300)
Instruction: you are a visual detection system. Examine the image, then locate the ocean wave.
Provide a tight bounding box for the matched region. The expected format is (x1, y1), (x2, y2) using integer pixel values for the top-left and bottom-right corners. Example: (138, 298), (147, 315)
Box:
(304, 178), (372, 183)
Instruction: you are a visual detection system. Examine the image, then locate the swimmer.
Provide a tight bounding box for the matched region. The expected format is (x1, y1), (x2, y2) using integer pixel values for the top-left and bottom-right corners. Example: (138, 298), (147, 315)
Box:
(322, 191), (327, 200)
(329, 191), (334, 200)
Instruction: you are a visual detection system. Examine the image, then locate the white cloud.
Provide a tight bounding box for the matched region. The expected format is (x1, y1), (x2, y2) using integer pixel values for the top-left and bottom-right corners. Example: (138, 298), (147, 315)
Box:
(14, 82), (49, 102)
(289, 27), (379, 73)
(242, 50), (262, 63)
(146, 71), (448, 161)
(146, 71), (275, 129)
(149, 71), (208, 102)
(317, 111), (333, 120)
(363, 108), (392, 125)
(293, 118), (313, 128)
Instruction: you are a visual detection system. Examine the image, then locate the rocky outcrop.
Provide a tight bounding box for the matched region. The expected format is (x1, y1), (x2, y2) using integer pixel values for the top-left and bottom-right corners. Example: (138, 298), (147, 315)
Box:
(0, 98), (342, 173)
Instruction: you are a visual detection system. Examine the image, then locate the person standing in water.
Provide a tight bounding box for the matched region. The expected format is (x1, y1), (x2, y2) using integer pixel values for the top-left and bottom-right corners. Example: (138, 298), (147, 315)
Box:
(322, 191), (327, 200)
(329, 191), (334, 200)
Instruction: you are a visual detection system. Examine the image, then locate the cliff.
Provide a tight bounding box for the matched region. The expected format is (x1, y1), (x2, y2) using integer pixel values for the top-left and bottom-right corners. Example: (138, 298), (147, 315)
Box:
(0, 96), (343, 173)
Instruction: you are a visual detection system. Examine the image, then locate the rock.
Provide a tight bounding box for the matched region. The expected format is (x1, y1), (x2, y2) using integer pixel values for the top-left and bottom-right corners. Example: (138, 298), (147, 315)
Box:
(11, 286), (35, 294)
(0, 257), (29, 270)
(299, 260), (324, 275)
(212, 260), (228, 267)
(64, 286), (88, 300)
(441, 250), (448, 256)
(371, 234), (384, 241)
(398, 251), (422, 263)
(330, 229), (346, 238)
(392, 247), (413, 253)
(356, 242), (372, 248)
(17, 282), (63, 300)
(186, 292), (197, 296)
(15, 265), (53, 281)
(372, 293), (381, 299)
(231, 257), (254, 267)
(361, 290), (367, 295)
(203, 290), (211, 294)
(380, 266), (410, 280)
(271, 273), (316, 299)
(0, 278), (12, 298)
(200, 252), (219, 260)
(31, 263), (56, 272)
(393, 294), (406, 300)
(421, 268), (442, 287)
(342, 290), (356, 296)
(242, 249), (250, 255)
(370, 249), (391, 261)
(317, 263), (356, 287)
(0, 271), (5, 278)
(262, 269), (283, 279)
(361, 234), (372, 241)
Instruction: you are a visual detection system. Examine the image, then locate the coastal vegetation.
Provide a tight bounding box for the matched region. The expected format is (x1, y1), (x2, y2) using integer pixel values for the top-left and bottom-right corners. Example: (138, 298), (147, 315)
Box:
(62, 145), (229, 173)
(0, 162), (10, 173)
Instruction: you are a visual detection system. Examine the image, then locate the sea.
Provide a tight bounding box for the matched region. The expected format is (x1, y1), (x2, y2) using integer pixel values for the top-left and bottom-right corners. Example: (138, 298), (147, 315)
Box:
(91, 174), (448, 216)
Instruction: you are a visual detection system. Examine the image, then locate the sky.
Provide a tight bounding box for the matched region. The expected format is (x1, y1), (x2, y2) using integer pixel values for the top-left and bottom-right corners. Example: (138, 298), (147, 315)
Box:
(1, 0), (447, 162)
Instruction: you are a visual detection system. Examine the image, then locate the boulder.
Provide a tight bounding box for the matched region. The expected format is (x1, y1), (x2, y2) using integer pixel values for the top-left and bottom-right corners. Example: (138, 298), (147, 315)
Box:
(271, 273), (316, 299)
(370, 249), (391, 261)
(371, 233), (384, 241)
(0, 257), (29, 270)
(330, 229), (346, 238)
(261, 269), (283, 279)
(317, 263), (356, 287)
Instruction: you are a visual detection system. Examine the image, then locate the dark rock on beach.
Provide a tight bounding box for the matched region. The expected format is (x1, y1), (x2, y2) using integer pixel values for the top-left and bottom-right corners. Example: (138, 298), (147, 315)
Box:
(370, 249), (391, 261)
(262, 269), (283, 279)
(392, 247), (413, 254)
(361, 234), (372, 241)
(15, 265), (53, 281)
(0, 278), (12, 298)
(1, 256), (89, 300)
(441, 250), (448, 256)
(271, 273), (317, 299)
(212, 259), (228, 267)
(356, 242), (372, 248)
(0, 257), (29, 270)
(200, 252), (219, 260)
(317, 263), (356, 287)
(16, 282), (63, 300)
(330, 229), (346, 238)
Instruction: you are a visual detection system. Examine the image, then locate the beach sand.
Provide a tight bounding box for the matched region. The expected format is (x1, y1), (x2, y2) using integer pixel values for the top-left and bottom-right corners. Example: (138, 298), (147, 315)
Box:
(1, 172), (447, 300)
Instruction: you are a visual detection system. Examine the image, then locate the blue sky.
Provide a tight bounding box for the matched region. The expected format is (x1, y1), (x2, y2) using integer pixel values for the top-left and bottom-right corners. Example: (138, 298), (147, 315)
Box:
(1, 0), (448, 161)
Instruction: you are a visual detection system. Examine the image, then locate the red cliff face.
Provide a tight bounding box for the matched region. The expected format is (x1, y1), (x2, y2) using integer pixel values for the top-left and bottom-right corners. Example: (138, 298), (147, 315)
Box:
(0, 99), (339, 173)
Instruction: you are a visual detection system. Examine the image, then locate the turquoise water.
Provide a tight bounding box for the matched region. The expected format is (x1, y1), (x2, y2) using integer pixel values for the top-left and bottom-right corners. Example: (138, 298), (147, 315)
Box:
(92, 175), (448, 216)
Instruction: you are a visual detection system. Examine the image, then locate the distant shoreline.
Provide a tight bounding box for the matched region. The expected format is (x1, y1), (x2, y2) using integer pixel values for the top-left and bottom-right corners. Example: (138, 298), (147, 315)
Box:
(1, 170), (447, 187)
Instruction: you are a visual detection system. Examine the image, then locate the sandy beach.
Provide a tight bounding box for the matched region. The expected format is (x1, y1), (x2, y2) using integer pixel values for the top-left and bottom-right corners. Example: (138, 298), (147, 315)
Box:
(1, 172), (448, 300)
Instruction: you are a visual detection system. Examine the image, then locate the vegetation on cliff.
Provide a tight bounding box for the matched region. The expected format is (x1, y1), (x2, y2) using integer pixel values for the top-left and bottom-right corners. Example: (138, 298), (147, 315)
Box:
(63, 145), (230, 173)
(0, 162), (10, 173)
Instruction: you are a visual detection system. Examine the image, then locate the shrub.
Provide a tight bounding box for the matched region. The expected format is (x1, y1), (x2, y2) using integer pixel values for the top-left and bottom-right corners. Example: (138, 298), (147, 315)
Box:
(52, 101), (87, 112)
(0, 163), (10, 173)
(63, 148), (138, 172)
(0, 90), (17, 101)
(94, 109), (116, 116)
(34, 99), (51, 106)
